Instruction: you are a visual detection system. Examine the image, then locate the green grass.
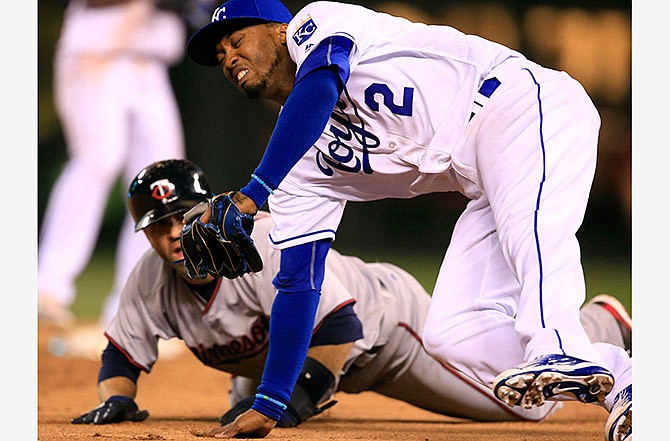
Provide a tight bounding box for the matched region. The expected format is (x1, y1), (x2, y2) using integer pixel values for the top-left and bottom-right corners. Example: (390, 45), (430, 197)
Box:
(582, 258), (632, 311)
(73, 248), (631, 320)
(72, 249), (116, 319)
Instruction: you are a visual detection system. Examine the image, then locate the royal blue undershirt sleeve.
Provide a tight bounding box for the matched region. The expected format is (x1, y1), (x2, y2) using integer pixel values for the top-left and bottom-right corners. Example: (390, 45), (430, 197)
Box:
(242, 36), (353, 420)
(294, 35), (353, 86)
(251, 239), (331, 420)
(239, 36), (354, 208)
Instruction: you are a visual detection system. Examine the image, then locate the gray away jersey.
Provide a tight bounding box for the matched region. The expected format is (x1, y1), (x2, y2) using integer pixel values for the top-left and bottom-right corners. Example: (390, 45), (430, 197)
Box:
(105, 214), (396, 378)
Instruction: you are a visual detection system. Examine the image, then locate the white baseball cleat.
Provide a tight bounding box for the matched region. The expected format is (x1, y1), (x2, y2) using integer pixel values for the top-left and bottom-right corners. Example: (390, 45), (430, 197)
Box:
(604, 384), (632, 441)
(493, 354), (614, 409)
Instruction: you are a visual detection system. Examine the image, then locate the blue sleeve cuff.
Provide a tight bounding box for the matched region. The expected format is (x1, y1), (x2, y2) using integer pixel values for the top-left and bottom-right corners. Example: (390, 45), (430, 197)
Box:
(239, 176), (272, 210)
(251, 393), (288, 421)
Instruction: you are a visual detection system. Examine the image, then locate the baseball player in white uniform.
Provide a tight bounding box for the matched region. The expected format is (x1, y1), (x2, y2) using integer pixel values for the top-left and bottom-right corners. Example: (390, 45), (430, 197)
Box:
(71, 159), (632, 430)
(184, 1), (633, 440)
(38, 0), (187, 328)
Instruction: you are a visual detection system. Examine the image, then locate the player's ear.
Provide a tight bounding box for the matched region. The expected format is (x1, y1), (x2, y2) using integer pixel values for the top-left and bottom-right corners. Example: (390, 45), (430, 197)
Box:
(278, 23), (288, 45)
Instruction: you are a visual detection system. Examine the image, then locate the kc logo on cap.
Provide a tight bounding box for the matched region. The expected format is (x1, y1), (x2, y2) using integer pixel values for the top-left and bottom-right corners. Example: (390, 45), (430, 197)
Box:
(212, 5), (227, 21)
(188, 0), (294, 67)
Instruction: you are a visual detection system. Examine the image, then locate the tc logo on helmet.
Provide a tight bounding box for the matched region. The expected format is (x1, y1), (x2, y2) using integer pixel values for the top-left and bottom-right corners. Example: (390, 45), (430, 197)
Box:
(150, 179), (176, 204)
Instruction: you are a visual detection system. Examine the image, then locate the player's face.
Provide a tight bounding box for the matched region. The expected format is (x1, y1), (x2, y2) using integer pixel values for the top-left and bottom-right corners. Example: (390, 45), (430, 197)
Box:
(143, 213), (214, 284)
(215, 23), (296, 104)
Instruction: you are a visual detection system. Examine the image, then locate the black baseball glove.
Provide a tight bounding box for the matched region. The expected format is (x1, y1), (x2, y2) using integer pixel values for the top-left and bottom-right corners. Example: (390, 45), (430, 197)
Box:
(71, 396), (149, 425)
(180, 192), (263, 279)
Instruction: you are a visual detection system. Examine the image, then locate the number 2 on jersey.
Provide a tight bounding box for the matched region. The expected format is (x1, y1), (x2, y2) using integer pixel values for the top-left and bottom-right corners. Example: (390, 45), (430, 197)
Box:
(364, 83), (414, 116)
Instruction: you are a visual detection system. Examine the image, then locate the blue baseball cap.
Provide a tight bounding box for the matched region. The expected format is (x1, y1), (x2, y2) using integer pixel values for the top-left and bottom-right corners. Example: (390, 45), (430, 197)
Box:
(187, 0), (293, 67)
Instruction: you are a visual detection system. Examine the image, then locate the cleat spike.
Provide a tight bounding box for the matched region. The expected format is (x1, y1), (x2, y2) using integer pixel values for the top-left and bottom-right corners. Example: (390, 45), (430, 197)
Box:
(493, 354), (615, 409)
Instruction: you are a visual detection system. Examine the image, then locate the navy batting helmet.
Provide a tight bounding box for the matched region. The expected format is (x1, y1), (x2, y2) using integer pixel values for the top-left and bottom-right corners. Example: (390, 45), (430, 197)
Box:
(128, 159), (214, 232)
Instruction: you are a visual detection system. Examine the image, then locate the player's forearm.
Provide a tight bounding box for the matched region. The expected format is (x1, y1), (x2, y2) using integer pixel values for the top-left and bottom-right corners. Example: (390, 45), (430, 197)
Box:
(253, 290), (321, 419)
(239, 68), (341, 209)
(251, 240), (331, 420)
(97, 376), (138, 401)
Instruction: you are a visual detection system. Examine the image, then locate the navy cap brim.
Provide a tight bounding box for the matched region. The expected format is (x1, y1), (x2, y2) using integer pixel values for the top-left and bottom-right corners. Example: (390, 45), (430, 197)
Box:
(186, 18), (270, 67)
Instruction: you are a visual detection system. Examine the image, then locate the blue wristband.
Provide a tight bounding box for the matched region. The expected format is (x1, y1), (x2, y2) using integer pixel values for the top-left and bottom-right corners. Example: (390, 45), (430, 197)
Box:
(239, 178), (272, 210)
(251, 174), (274, 195)
(255, 393), (287, 410)
(252, 393), (287, 421)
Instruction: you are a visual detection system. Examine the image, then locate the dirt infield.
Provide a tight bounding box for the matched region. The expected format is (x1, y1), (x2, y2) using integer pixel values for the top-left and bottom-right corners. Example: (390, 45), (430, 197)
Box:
(38, 322), (610, 441)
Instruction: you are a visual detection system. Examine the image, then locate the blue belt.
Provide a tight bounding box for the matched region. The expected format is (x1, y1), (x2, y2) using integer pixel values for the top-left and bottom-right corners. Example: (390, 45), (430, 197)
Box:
(470, 77), (501, 121)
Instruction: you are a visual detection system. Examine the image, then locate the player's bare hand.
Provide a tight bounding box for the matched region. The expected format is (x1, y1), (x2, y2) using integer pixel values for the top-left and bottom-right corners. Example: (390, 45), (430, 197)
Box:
(183, 191), (257, 226)
(203, 409), (276, 438)
(230, 191), (258, 215)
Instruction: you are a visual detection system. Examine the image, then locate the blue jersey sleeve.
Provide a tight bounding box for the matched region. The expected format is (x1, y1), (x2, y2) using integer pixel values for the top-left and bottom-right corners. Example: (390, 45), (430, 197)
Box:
(294, 35), (354, 88)
(239, 37), (354, 208)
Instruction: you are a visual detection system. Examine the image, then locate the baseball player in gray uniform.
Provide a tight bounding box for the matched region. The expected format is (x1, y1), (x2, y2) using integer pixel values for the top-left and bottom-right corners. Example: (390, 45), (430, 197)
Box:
(71, 159), (632, 431)
(38, 0), (187, 328)
(183, 1), (632, 440)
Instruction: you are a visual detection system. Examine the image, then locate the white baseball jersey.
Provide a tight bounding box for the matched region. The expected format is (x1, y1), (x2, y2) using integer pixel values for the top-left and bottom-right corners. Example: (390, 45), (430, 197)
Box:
(269, 1), (525, 247)
(105, 214), (563, 422)
(262, 1), (632, 398)
(39, 0), (186, 325)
